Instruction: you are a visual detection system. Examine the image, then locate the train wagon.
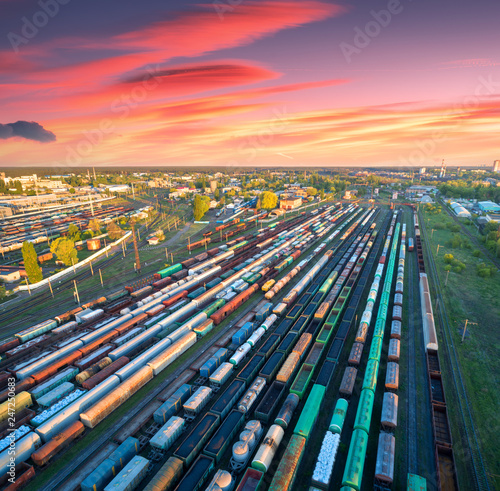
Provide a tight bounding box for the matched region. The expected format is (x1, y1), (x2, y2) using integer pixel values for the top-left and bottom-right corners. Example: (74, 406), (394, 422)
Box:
(339, 367), (357, 397)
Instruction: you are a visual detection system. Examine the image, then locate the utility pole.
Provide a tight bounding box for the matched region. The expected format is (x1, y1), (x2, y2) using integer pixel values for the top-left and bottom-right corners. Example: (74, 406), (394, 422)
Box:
(461, 319), (477, 343)
(445, 269), (450, 286)
(99, 268), (103, 287)
(437, 244), (441, 254)
(48, 278), (54, 298)
(74, 280), (80, 304)
(131, 220), (141, 273)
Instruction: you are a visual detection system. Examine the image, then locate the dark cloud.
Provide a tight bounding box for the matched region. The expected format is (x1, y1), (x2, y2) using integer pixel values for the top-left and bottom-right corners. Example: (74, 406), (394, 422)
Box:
(0, 121), (56, 143)
(124, 64), (253, 84)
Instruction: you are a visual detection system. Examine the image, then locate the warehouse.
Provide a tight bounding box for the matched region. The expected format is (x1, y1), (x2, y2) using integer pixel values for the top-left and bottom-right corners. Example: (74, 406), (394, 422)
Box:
(478, 200), (500, 214)
(449, 202), (471, 218)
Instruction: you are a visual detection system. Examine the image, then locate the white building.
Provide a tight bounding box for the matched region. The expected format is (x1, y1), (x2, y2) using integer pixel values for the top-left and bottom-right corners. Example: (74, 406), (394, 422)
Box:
(450, 202), (471, 218)
(106, 185), (130, 193)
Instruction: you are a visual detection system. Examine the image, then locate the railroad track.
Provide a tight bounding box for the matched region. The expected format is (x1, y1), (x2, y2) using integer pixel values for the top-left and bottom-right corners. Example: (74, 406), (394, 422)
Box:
(40, 297), (255, 491)
(438, 198), (500, 270)
(405, 213), (418, 475)
(40, 210), (339, 491)
(419, 212), (491, 491)
(0, 216), (164, 329)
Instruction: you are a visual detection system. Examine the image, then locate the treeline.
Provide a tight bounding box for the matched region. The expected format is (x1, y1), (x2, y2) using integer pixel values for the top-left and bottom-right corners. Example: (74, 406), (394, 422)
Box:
(438, 182), (500, 202)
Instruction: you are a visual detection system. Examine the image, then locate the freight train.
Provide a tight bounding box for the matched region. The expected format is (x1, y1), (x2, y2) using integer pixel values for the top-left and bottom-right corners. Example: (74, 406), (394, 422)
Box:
(0, 202), (356, 487)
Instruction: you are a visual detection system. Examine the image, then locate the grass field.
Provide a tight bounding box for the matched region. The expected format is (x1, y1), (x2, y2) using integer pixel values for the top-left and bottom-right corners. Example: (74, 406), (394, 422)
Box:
(421, 206), (500, 489)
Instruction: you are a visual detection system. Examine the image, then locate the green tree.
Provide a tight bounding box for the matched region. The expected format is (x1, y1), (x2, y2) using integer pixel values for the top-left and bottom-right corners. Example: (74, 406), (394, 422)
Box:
(0, 283), (6, 301)
(306, 187), (318, 196)
(259, 191), (278, 210)
(193, 194), (210, 221)
(69, 187), (76, 194)
(88, 219), (101, 235)
(67, 224), (81, 242)
(214, 188), (220, 200)
(50, 238), (78, 266)
(21, 241), (43, 283)
(107, 221), (124, 240)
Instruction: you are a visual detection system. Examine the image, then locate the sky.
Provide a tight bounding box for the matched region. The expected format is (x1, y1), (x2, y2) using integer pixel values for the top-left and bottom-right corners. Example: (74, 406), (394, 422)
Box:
(0, 0), (499, 169)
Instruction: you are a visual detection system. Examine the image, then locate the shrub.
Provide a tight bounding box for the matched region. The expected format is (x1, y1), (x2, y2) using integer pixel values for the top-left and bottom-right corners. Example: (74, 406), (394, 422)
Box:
(444, 254), (454, 264)
(447, 223), (461, 233)
(472, 249), (481, 257)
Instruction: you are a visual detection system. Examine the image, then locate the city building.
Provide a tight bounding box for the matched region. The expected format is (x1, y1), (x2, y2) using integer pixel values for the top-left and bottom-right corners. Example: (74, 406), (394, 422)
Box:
(279, 196), (302, 210)
(406, 185), (438, 197)
(493, 160), (500, 173)
(287, 186), (308, 198)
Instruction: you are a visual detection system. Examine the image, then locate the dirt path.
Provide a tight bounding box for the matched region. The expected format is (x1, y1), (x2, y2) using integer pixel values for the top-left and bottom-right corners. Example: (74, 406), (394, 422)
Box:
(164, 222), (192, 248)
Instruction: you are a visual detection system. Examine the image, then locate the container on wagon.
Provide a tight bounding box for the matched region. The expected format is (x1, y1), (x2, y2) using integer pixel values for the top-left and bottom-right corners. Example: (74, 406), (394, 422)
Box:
(150, 416), (185, 451)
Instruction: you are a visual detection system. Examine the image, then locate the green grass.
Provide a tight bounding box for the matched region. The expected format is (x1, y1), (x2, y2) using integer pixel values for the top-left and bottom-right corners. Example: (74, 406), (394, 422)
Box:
(421, 208), (500, 490)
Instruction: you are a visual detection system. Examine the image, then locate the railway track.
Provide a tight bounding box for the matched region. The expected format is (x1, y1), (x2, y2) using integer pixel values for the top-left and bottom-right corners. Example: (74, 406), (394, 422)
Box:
(41, 316), (240, 491)
(419, 211), (491, 491)
(39, 210), (341, 491)
(406, 214), (418, 475)
(0, 216), (164, 330)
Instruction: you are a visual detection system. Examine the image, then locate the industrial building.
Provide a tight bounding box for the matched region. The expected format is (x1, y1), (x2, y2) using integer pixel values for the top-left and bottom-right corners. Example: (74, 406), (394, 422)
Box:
(478, 201), (500, 214)
(449, 202), (471, 218)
